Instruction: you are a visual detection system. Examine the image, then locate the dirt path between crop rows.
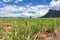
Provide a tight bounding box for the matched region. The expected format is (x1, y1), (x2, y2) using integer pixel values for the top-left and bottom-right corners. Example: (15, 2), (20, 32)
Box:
(32, 24), (60, 40)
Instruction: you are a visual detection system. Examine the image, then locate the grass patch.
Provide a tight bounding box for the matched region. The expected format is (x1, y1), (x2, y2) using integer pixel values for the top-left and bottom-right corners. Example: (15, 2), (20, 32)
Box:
(0, 18), (60, 40)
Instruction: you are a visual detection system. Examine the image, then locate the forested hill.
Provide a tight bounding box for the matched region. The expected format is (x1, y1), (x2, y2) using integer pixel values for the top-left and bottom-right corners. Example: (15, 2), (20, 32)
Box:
(43, 9), (60, 17)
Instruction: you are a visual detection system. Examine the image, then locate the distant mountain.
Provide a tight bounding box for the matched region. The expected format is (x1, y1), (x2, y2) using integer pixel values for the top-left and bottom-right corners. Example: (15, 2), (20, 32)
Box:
(43, 9), (60, 17)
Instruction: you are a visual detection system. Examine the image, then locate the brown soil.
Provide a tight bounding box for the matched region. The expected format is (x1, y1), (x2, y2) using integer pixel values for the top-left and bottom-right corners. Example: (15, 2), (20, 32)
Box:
(32, 25), (60, 40)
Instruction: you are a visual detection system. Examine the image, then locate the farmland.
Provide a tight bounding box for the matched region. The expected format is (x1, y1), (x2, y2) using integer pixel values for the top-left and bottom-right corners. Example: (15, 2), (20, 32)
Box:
(0, 18), (60, 40)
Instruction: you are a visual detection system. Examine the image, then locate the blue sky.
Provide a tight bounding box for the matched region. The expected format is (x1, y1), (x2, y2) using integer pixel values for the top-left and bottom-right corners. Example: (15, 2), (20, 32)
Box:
(0, 0), (51, 7)
(0, 0), (60, 18)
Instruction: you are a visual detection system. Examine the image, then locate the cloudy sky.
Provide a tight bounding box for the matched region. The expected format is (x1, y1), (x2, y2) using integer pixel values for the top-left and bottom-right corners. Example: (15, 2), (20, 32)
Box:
(0, 0), (60, 18)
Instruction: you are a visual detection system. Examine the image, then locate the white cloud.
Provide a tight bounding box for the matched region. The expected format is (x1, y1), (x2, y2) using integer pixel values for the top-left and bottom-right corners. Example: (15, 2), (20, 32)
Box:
(16, 0), (23, 2)
(50, 0), (60, 7)
(2, 5), (18, 12)
(3, 0), (12, 2)
(0, 5), (50, 18)
(50, 0), (60, 10)
(3, 0), (23, 3)
(14, 0), (23, 3)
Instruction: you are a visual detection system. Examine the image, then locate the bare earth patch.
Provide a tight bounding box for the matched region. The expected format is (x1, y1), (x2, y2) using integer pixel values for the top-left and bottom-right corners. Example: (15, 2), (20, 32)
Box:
(32, 25), (60, 40)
